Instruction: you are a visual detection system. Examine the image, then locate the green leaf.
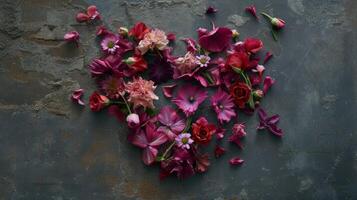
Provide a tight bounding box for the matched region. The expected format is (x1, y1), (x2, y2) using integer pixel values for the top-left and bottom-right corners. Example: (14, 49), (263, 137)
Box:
(248, 95), (255, 109)
(232, 67), (242, 74)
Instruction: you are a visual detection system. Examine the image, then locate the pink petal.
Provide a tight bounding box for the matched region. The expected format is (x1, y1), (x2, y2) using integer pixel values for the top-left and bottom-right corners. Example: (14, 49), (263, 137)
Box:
(194, 75), (208, 87)
(229, 157), (244, 165)
(245, 5), (258, 19)
(263, 76), (275, 94)
(263, 51), (273, 64)
(181, 38), (197, 53)
(132, 131), (148, 148)
(198, 27), (233, 52)
(149, 131), (168, 146)
(87, 5), (98, 17)
(268, 124), (284, 137)
(214, 145), (226, 158)
(162, 84), (176, 98)
(157, 126), (177, 141)
(142, 146), (158, 165)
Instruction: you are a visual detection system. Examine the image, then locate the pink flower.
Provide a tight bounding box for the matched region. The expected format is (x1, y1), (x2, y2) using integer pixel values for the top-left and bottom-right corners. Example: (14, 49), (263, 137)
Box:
(129, 22), (150, 40)
(229, 123), (247, 148)
(101, 34), (120, 54)
(64, 31), (79, 44)
(214, 145), (226, 158)
(157, 106), (186, 140)
(126, 113), (140, 128)
(210, 89), (236, 124)
(131, 123), (168, 165)
(76, 5), (100, 23)
(195, 55), (211, 68)
(173, 52), (199, 79)
(172, 85), (207, 116)
(257, 108), (283, 137)
(175, 133), (194, 149)
(162, 84), (176, 98)
(205, 6), (218, 14)
(100, 74), (125, 99)
(252, 64), (265, 79)
(198, 25), (232, 52)
(245, 5), (258, 19)
(125, 77), (159, 109)
(137, 29), (169, 54)
(229, 157), (244, 165)
(263, 76), (275, 94)
(71, 89), (85, 106)
(182, 38), (197, 53)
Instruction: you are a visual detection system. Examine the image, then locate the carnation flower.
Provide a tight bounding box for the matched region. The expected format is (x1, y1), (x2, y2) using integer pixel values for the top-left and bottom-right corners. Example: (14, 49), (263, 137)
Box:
(225, 51), (250, 71)
(244, 38), (263, 54)
(137, 29), (169, 54)
(101, 34), (120, 54)
(71, 89), (85, 106)
(173, 52), (198, 79)
(157, 106), (185, 140)
(191, 117), (216, 144)
(211, 89), (236, 124)
(172, 85), (207, 116)
(125, 77), (159, 109)
(195, 55), (211, 68)
(175, 133), (194, 149)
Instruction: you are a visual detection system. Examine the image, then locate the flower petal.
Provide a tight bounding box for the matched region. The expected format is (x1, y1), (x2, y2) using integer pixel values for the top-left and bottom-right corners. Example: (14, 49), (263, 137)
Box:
(229, 157), (244, 165)
(162, 84), (176, 98)
(142, 146), (158, 165)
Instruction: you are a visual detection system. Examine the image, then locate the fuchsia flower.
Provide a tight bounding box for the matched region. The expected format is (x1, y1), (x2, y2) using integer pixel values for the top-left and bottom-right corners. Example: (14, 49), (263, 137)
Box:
(137, 29), (169, 54)
(162, 84), (176, 98)
(175, 133), (194, 149)
(172, 85), (207, 116)
(198, 25), (232, 52)
(263, 76), (275, 94)
(157, 106), (186, 140)
(257, 108), (283, 137)
(64, 31), (79, 44)
(76, 5), (100, 23)
(210, 89), (236, 124)
(229, 123), (247, 149)
(101, 34), (120, 54)
(125, 77), (159, 109)
(126, 113), (140, 128)
(195, 55), (211, 68)
(131, 123), (168, 165)
(214, 145), (226, 158)
(71, 89), (85, 106)
(245, 5), (258, 19)
(229, 157), (244, 165)
(205, 6), (218, 14)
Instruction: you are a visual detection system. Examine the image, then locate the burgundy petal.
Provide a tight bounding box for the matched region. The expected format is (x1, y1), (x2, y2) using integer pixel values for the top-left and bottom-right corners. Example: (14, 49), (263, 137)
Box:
(267, 114), (280, 125)
(214, 145), (226, 158)
(142, 146), (158, 165)
(205, 6), (218, 14)
(268, 124), (284, 137)
(167, 32), (176, 41)
(263, 76), (275, 94)
(229, 157), (244, 165)
(182, 38), (197, 53)
(198, 27), (232, 52)
(245, 5), (258, 19)
(131, 130), (148, 148)
(263, 51), (273, 64)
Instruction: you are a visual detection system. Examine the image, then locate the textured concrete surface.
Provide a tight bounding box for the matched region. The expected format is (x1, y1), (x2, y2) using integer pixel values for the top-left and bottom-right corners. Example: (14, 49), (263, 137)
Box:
(0, 0), (356, 199)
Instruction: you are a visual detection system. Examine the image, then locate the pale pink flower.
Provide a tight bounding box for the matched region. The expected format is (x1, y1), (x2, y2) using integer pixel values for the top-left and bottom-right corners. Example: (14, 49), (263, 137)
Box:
(175, 133), (194, 149)
(137, 29), (169, 54)
(125, 77), (159, 109)
(173, 52), (198, 79)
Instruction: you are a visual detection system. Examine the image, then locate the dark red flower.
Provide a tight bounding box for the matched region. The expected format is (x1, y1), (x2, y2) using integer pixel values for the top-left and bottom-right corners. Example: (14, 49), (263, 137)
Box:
(263, 76), (275, 94)
(226, 51), (250, 70)
(198, 26), (232, 52)
(263, 51), (273, 64)
(245, 5), (258, 19)
(214, 145), (226, 158)
(89, 91), (110, 112)
(160, 149), (195, 180)
(229, 157), (244, 165)
(244, 38), (263, 54)
(257, 108), (283, 137)
(76, 5), (100, 23)
(149, 57), (173, 84)
(205, 6), (218, 14)
(229, 82), (252, 109)
(191, 117), (216, 144)
(124, 54), (148, 73)
(129, 22), (150, 40)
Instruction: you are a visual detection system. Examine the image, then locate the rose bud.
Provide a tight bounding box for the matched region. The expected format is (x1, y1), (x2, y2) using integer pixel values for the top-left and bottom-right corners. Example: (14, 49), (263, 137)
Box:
(126, 113), (140, 128)
(89, 91), (110, 112)
(261, 12), (286, 30)
(118, 27), (129, 37)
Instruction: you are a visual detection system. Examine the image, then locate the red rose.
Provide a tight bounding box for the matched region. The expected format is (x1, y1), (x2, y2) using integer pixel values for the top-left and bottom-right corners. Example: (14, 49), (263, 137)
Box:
(243, 38), (263, 54)
(129, 22), (150, 40)
(191, 117), (216, 144)
(229, 82), (251, 108)
(226, 51), (250, 70)
(89, 91), (110, 112)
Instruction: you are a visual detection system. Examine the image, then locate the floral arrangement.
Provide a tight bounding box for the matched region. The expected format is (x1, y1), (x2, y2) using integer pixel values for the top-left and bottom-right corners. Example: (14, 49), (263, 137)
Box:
(69, 5), (285, 180)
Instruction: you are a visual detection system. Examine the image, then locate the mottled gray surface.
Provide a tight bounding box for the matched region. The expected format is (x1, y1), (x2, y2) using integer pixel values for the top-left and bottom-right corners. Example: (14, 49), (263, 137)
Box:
(0, 0), (356, 199)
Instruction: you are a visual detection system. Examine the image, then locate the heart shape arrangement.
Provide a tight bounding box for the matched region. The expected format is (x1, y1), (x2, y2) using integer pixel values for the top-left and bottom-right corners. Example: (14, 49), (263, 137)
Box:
(69, 5), (284, 180)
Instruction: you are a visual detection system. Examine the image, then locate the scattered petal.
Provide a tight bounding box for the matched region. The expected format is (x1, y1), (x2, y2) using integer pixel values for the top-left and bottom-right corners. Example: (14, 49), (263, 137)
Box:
(229, 157), (244, 165)
(214, 145), (226, 158)
(205, 6), (218, 14)
(245, 5), (258, 19)
(162, 84), (177, 98)
(263, 51), (273, 64)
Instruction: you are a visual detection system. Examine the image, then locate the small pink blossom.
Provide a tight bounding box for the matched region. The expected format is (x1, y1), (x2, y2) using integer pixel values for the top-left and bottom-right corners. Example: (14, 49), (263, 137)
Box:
(137, 29), (169, 54)
(125, 77), (159, 109)
(210, 89), (236, 124)
(101, 34), (120, 54)
(229, 123), (247, 149)
(71, 89), (85, 106)
(195, 55), (211, 68)
(175, 133), (194, 149)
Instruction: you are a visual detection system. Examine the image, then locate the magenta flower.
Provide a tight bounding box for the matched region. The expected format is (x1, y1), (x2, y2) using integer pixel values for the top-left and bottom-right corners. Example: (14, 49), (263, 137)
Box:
(175, 133), (194, 149)
(245, 5), (258, 19)
(76, 5), (101, 23)
(263, 76), (275, 94)
(172, 85), (207, 116)
(64, 31), (79, 44)
(131, 123), (168, 165)
(229, 157), (244, 165)
(157, 106), (186, 140)
(162, 84), (176, 98)
(195, 55), (211, 68)
(198, 25), (232, 53)
(229, 123), (247, 149)
(101, 34), (120, 54)
(71, 89), (85, 106)
(211, 89), (236, 124)
(205, 6), (218, 14)
(257, 108), (283, 137)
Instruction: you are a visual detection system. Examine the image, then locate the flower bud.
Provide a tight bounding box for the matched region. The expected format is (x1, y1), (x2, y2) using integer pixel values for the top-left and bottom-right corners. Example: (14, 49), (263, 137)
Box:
(232, 29), (240, 40)
(126, 113), (140, 128)
(271, 18), (285, 29)
(118, 27), (129, 37)
(253, 89), (264, 100)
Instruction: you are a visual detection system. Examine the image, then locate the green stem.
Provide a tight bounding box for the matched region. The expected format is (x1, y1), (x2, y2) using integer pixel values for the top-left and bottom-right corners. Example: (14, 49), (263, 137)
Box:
(160, 141), (176, 161)
(239, 71), (252, 87)
(203, 72), (214, 85)
(120, 94), (132, 114)
(110, 101), (125, 105)
(183, 117), (192, 133)
(261, 12), (273, 21)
